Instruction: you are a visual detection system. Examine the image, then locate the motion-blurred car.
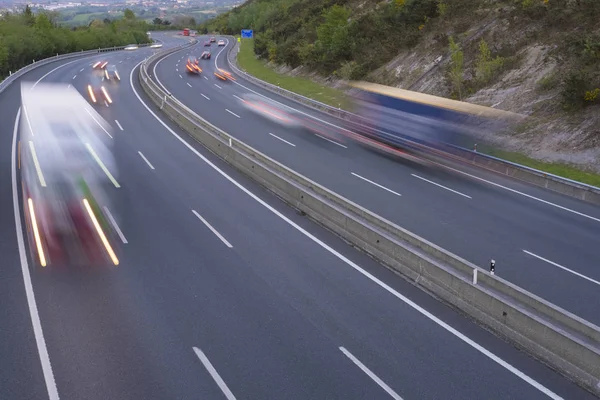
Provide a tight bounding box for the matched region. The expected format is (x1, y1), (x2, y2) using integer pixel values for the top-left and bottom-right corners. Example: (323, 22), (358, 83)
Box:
(87, 75), (112, 106)
(210, 36), (216, 42)
(104, 65), (120, 81)
(204, 40), (211, 47)
(92, 61), (108, 69)
(124, 44), (138, 50)
(240, 93), (303, 128)
(185, 57), (202, 74)
(200, 51), (211, 60)
(217, 39), (225, 46)
(213, 68), (235, 81)
(20, 82), (121, 267)
(150, 43), (163, 48)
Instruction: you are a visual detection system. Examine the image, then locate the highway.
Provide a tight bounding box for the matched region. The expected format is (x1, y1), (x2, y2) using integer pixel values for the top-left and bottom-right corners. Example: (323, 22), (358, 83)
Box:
(150, 36), (600, 326)
(0, 32), (595, 399)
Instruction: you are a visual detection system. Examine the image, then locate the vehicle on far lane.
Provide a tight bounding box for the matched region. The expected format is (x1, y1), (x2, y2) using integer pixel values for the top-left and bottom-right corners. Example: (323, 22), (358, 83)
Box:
(150, 43), (163, 48)
(124, 44), (138, 50)
(104, 65), (121, 81)
(92, 60), (108, 70)
(217, 39), (225, 46)
(214, 68), (235, 81)
(186, 56), (202, 74)
(204, 40), (211, 47)
(210, 36), (216, 42)
(200, 50), (211, 60)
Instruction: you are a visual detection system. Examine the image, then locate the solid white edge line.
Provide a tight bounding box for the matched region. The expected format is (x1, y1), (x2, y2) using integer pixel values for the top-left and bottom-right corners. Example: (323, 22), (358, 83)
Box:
(29, 141), (47, 187)
(193, 347), (236, 400)
(129, 60), (562, 399)
(114, 120), (124, 131)
(12, 109), (60, 400)
(440, 163), (600, 223)
(84, 108), (113, 138)
(523, 250), (600, 286)
(138, 151), (155, 170)
(225, 109), (240, 118)
(226, 41), (599, 224)
(269, 132), (296, 147)
(201, 93), (210, 100)
(103, 206), (128, 244)
(187, 82), (192, 88)
(192, 210), (232, 248)
(85, 143), (120, 188)
(315, 134), (347, 148)
(339, 347), (403, 400)
(352, 172), (401, 197)
(411, 174), (472, 199)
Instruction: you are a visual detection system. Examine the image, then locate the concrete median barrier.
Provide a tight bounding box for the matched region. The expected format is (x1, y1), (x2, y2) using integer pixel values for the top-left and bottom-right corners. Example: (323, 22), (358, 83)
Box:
(140, 47), (600, 396)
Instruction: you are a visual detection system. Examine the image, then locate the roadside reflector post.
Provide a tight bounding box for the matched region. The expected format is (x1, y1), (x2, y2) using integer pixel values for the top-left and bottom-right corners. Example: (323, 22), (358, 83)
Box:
(473, 268), (478, 285)
(490, 259), (496, 275)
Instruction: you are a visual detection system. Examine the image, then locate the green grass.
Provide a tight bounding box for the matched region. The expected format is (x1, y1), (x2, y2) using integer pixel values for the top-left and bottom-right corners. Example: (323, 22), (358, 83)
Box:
(485, 149), (600, 187)
(70, 12), (106, 23)
(237, 38), (350, 109)
(236, 38), (600, 188)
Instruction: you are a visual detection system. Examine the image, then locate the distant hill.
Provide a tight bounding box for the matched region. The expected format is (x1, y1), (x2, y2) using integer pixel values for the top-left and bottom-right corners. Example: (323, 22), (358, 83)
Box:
(203, 0), (600, 172)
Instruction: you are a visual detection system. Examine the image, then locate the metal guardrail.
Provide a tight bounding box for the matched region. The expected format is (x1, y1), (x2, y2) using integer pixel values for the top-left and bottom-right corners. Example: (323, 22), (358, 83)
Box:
(141, 43), (600, 395)
(224, 37), (600, 206)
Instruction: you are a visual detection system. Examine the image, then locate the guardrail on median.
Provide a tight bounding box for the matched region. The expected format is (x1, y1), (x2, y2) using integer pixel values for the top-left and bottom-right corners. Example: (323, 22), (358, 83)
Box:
(224, 37), (600, 206)
(141, 45), (600, 395)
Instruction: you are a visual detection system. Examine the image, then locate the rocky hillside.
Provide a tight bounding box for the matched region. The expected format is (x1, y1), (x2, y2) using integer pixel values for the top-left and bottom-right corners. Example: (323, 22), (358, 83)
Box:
(204, 0), (600, 172)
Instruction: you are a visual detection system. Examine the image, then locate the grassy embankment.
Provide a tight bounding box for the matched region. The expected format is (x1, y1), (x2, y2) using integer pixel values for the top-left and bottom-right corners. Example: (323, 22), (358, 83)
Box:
(237, 38), (600, 187)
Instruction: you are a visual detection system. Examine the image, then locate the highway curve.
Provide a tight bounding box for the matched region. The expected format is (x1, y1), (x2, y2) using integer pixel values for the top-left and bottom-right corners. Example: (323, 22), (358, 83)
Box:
(150, 36), (600, 326)
(0, 32), (595, 399)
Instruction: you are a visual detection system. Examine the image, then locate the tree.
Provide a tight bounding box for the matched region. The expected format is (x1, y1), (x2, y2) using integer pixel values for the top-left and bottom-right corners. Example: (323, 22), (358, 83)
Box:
(24, 5), (35, 26)
(124, 9), (135, 20)
(448, 36), (464, 99)
(153, 17), (163, 25)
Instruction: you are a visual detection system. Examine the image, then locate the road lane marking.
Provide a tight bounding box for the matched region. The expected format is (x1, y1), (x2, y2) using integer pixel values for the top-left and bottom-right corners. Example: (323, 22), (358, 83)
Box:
(411, 174), (472, 199)
(201, 93), (210, 100)
(28, 141), (46, 187)
(179, 74), (183, 78)
(352, 173), (401, 197)
(192, 210), (232, 247)
(193, 347), (237, 399)
(138, 151), (155, 170)
(176, 68), (179, 72)
(33, 58), (85, 89)
(269, 132), (296, 147)
(23, 105), (35, 136)
(187, 82), (192, 88)
(12, 109), (60, 400)
(119, 60), (123, 63)
(104, 206), (128, 244)
(214, 83), (222, 89)
(225, 109), (240, 118)
(440, 164), (600, 223)
(72, 75), (76, 79)
(315, 134), (347, 148)
(80, 68), (84, 72)
(204, 76), (208, 80)
(85, 108), (112, 138)
(131, 64), (562, 399)
(115, 120), (124, 131)
(233, 94), (244, 101)
(85, 143), (120, 187)
(340, 347), (403, 400)
(523, 250), (600, 286)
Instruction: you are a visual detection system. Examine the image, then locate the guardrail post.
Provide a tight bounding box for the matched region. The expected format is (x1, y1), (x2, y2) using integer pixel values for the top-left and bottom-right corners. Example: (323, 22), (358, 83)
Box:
(473, 143), (478, 152)
(9, 71), (11, 76)
(473, 269), (478, 284)
(229, 137), (232, 147)
(490, 259), (496, 275)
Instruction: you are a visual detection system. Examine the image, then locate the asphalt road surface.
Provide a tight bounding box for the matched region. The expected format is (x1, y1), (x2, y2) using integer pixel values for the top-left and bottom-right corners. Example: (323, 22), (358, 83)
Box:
(150, 35), (600, 326)
(0, 32), (595, 400)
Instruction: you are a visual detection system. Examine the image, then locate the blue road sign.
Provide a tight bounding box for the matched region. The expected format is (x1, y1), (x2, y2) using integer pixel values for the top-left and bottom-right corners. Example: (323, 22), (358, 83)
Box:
(241, 29), (254, 38)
